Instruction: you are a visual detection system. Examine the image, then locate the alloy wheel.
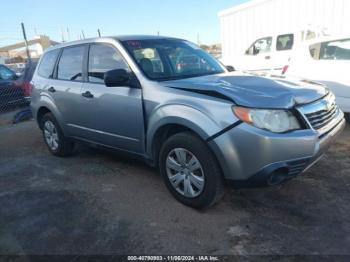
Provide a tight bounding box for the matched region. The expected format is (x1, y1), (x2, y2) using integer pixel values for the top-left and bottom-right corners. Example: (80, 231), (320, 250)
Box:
(44, 120), (59, 151)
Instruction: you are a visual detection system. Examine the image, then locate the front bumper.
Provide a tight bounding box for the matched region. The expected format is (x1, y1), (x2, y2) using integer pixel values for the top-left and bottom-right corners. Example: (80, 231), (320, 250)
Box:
(208, 116), (345, 187)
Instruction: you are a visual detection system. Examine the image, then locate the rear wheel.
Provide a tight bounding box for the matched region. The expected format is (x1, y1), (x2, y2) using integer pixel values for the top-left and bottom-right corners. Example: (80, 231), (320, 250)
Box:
(159, 132), (224, 208)
(41, 113), (75, 157)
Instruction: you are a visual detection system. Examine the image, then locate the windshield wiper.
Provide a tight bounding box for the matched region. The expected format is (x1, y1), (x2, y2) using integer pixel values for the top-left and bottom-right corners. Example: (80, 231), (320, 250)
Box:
(156, 71), (223, 82)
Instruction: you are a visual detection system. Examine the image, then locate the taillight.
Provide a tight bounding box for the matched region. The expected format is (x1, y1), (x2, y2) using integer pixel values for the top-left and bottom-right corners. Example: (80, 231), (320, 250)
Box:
(22, 82), (33, 97)
(282, 65), (289, 75)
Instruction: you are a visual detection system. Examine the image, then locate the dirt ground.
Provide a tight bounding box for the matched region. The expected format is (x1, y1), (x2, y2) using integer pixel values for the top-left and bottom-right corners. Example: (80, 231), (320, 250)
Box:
(0, 120), (349, 256)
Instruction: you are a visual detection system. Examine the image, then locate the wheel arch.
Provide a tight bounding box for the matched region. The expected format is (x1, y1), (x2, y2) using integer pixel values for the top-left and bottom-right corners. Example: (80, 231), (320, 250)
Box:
(34, 95), (65, 131)
(146, 105), (223, 167)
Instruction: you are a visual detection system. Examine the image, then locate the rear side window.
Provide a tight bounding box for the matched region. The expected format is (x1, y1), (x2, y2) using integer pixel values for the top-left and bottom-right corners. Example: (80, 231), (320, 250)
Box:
(309, 38), (350, 60)
(88, 44), (129, 83)
(277, 34), (294, 51)
(57, 46), (85, 81)
(38, 49), (60, 78)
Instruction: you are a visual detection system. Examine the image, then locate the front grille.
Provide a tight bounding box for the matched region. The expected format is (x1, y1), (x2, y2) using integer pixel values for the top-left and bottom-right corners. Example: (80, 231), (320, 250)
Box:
(304, 100), (338, 130)
(297, 92), (342, 133)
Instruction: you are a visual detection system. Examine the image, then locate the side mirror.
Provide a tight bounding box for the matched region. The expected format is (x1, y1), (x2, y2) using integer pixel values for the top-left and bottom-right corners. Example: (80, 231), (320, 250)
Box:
(226, 65), (235, 72)
(104, 69), (131, 87)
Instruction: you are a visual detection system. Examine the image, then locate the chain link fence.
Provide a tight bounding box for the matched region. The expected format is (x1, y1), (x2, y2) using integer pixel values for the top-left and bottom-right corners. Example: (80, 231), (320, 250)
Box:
(0, 61), (37, 121)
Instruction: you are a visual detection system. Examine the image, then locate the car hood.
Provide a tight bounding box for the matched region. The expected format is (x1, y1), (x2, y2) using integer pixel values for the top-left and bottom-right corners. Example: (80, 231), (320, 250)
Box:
(161, 72), (328, 109)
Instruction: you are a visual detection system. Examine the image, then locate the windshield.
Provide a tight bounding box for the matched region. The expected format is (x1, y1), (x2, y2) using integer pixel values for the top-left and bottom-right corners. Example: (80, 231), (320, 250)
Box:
(121, 39), (225, 81)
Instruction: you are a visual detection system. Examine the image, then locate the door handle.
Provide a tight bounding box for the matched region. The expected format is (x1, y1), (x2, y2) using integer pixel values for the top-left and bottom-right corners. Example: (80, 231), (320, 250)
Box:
(82, 91), (94, 98)
(265, 56), (271, 60)
(48, 86), (56, 93)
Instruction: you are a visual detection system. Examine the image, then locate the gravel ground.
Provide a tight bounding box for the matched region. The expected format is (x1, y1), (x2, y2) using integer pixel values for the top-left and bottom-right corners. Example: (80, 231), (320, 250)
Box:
(0, 120), (349, 256)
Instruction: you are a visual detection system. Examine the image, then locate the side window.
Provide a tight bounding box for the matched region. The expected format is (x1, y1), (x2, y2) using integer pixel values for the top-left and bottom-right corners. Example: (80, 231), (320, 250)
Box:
(310, 38), (350, 60)
(38, 49), (60, 78)
(57, 46), (84, 81)
(88, 44), (129, 83)
(277, 34), (294, 51)
(0, 66), (15, 80)
(246, 37), (272, 55)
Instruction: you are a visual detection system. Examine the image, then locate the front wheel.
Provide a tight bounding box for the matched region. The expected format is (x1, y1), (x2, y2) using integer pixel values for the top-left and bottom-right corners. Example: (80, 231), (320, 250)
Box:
(41, 113), (75, 157)
(159, 132), (225, 209)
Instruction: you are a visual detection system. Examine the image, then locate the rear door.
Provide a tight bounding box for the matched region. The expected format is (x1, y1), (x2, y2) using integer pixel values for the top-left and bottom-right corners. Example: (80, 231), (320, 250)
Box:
(78, 43), (145, 153)
(48, 45), (86, 135)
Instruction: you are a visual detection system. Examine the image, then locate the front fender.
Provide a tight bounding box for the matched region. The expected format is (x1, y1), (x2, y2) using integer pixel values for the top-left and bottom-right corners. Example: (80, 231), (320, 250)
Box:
(146, 104), (223, 157)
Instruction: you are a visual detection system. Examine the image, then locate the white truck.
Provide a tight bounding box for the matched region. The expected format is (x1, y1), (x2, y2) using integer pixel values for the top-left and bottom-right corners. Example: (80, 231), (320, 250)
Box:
(285, 36), (350, 114)
(222, 28), (327, 73)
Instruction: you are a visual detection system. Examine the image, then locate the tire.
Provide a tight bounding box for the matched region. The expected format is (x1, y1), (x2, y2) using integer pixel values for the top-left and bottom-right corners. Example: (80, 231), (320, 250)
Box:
(41, 113), (75, 157)
(159, 132), (225, 209)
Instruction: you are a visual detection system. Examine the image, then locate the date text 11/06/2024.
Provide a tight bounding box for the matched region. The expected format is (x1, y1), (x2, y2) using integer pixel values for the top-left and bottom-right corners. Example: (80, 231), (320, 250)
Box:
(127, 256), (219, 261)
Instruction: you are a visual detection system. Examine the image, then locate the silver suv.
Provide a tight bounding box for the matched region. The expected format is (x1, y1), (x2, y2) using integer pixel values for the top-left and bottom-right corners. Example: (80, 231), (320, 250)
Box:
(31, 36), (345, 208)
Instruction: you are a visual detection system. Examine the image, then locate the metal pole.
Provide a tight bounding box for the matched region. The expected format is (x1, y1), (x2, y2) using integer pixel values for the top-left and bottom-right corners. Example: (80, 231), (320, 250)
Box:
(21, 22), (32, 63)
(61, 27), (65, 42)
(67, 27), (70, 41)
(81, 30), (85, 39)
(98, 29), (101, 37)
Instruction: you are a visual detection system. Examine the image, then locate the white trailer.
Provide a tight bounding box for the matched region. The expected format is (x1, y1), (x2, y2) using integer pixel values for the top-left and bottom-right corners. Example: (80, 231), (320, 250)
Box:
(218, 0), (350, 70)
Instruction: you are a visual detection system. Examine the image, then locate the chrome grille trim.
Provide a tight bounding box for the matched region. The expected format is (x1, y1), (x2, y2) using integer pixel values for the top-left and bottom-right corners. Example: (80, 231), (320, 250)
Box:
(297, 92), (344, 135)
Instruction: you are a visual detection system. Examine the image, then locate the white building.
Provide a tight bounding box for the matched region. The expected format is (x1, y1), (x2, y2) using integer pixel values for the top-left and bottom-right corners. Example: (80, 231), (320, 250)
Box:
(218, 0), (350, 65)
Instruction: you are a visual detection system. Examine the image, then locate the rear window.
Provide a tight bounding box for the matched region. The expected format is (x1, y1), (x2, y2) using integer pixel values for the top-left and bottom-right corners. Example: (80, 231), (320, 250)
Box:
(309, 38), (350, 60)
(38, 49), (60, 78)
(276, 34), (294, 51)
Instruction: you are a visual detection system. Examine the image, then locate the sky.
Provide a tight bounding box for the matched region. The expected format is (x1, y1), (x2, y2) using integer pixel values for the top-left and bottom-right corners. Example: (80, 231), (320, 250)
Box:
(0, 0), (248, 47)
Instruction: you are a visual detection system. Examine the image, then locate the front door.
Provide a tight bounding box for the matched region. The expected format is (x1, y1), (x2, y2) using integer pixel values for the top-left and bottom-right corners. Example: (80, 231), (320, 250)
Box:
(242, 36), (273, 72)
(77, 43), (145, 153)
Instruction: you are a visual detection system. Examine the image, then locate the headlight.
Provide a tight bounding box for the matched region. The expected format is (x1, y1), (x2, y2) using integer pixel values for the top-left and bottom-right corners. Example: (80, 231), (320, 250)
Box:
(232, 106), (301, 133)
